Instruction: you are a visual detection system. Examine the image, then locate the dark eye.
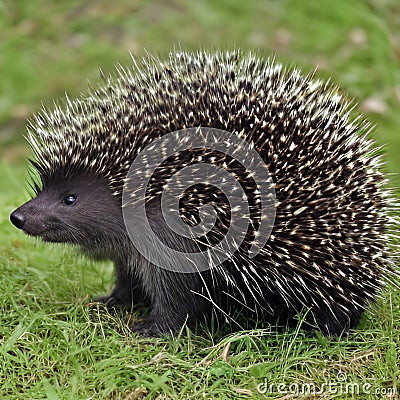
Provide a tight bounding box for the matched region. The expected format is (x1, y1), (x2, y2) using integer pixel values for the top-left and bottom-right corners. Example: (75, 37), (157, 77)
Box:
(64, 194), (77, 205)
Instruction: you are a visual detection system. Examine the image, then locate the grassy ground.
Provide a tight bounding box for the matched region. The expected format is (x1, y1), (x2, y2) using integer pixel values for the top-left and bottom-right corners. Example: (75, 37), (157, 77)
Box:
(1, 0), (399, 399)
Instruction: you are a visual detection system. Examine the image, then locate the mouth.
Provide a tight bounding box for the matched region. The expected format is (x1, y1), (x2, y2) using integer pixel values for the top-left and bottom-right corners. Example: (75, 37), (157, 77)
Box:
(23, 229), (51, 242)
(20, 225), (67, 244)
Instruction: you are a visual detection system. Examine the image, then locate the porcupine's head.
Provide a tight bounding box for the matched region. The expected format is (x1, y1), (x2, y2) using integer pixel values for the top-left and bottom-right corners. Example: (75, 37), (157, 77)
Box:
(10, 50), (398, 301)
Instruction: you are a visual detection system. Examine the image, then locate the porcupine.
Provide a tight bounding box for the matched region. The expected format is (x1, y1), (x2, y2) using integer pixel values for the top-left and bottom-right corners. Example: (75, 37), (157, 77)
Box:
(10, 50), (398, 337)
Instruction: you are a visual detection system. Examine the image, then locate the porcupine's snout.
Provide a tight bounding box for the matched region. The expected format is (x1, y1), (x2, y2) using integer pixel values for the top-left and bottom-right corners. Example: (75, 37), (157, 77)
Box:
(10, 176), (127, 252)
(10, 209), (25, 229)
(10, 196), (53, 239)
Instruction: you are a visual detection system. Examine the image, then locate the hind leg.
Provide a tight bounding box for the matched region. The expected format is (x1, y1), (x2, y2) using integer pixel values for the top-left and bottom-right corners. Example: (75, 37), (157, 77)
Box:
(310, 305), (363, 336)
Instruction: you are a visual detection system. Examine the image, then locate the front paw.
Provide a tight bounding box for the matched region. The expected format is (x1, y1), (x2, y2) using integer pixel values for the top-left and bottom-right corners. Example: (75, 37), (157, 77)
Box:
(130, 317), (178, 337)
(93, 294), (125, 309)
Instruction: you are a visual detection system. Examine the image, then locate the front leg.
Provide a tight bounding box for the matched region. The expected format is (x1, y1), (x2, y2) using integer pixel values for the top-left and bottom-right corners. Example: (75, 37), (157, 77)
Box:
(127, 204), (212, 336)
(95, 259), (148, 309)
(130, 266), (209, 336)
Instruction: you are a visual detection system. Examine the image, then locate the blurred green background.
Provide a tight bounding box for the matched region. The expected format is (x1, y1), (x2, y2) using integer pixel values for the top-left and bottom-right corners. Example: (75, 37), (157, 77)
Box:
(1, 0), (399, 180)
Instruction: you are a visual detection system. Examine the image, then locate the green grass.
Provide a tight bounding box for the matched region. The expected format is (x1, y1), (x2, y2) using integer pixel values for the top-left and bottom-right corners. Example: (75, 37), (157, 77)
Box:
(1, 0), (399, 399)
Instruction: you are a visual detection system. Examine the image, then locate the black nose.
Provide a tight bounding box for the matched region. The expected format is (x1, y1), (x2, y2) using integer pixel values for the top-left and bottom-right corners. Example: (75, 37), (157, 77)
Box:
(10, 211), (25, 229)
